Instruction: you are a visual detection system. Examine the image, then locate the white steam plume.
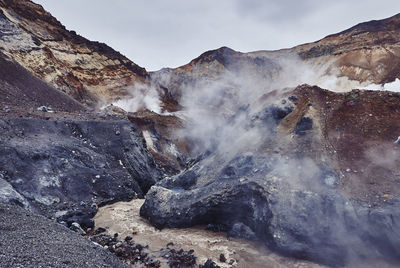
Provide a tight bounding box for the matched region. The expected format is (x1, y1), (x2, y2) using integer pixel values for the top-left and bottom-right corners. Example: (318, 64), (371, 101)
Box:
(112, 83), (162, 113)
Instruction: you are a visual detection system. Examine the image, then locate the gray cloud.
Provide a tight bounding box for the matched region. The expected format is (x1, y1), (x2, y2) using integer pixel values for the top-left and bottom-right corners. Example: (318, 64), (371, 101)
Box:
(233, 0), (317, 23)
(33, 0), (400, 71)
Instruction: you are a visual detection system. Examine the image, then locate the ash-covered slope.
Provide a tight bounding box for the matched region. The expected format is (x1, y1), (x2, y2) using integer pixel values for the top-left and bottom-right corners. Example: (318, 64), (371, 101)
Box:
(0, 51), (85, 114)
(0, 202), (129, 268)
(1, 116), (160, 214)
(0, 0), (147, 106)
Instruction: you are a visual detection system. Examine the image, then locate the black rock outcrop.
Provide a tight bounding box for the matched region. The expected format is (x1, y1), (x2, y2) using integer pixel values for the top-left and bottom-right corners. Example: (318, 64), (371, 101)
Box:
(0, 117), (160, 223)
(141, 152), (400, 266)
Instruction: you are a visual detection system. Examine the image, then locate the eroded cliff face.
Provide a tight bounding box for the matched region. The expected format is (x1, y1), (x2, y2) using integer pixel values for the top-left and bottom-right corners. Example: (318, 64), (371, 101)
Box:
(0, 0), (147, 106)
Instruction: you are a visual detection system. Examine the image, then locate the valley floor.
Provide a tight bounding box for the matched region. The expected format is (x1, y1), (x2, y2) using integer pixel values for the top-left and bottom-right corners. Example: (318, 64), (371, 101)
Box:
(94, 199), (326, 268)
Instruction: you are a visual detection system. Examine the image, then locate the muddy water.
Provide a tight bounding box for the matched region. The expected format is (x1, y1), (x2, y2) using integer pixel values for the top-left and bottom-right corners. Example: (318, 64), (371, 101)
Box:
(94, 199), (325, 268)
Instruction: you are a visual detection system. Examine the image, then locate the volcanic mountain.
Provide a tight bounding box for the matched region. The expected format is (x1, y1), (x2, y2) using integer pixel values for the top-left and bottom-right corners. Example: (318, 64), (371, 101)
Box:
(153, 13), (400, 110)
(1, 0), (400, 267)
(141, 13), (400, 267)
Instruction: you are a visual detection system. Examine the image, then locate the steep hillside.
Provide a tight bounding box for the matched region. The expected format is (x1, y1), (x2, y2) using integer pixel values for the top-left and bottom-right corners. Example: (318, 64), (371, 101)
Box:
(0, 0), (147, 106)
(0, 51), (85, 115)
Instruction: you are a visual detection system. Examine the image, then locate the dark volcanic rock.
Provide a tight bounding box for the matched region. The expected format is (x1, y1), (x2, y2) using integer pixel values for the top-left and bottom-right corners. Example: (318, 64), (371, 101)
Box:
(0, 117), (160, 218)
(88, 228), (202, 267)
(199, 259), (221, 268)
(0, 202), (129, 268)
(141, 154), (400, 266)
(141, 86), (400, 267)
(295, 117), (313, 135)
(0, 176), (30, 208)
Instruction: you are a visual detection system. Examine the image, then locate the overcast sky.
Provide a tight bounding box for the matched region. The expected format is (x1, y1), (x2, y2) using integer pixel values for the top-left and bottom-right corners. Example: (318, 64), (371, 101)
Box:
(32, 0), (400, 71)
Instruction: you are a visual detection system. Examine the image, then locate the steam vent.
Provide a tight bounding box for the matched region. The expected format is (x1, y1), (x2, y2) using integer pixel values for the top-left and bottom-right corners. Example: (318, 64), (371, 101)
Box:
(1, 0), (400, 267)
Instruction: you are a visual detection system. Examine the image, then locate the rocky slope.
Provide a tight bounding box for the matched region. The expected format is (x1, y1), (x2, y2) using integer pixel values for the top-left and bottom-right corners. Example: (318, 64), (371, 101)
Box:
(0, 114), (161, 229)
(141, 85), (400, 267)
(0, 0), (162, 234)
(139, 15), (400, 267)
(1, 1), (400, 267)
(136, 14), (400, 177)
(0, 50), (85, 114)
(0, 0), (147, 106)
(139, 15), (400, 173)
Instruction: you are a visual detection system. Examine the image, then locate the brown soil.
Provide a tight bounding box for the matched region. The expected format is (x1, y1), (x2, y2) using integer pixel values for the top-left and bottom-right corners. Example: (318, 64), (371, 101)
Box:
(293, 85), (400, 203)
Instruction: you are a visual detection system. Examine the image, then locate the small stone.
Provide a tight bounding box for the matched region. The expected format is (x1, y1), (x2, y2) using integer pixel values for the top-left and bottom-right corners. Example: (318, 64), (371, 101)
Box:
(115, 130), (120, 135)
(219, 253), (226, 262)
(95, 227), (107, 234)
(70, 222), (86, 235)
(288, 95), (298, 102)
(59, 221), (68, 227)
(37, 106), (54, 113)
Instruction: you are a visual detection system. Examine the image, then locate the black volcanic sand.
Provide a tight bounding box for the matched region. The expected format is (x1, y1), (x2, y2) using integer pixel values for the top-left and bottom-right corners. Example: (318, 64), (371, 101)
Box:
(0, 52), (85, 113)
(0, 202), (129, 268)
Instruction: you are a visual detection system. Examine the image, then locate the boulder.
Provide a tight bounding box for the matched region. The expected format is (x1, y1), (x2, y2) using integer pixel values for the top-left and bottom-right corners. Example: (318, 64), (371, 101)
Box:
(141, 153), (400, 266)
